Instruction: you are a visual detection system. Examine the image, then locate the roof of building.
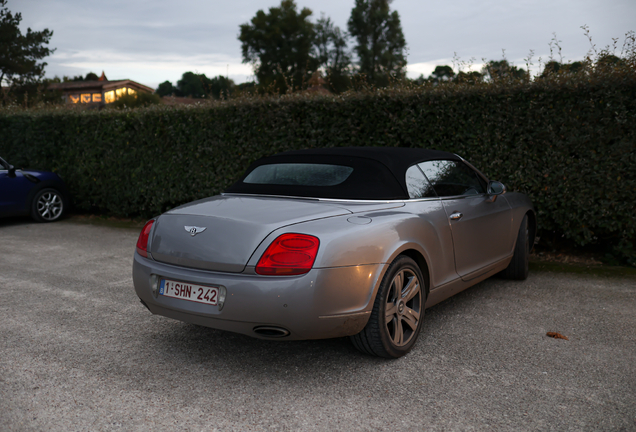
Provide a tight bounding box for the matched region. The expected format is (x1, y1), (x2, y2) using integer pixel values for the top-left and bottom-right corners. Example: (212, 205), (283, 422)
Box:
(48, 79), (154, 93)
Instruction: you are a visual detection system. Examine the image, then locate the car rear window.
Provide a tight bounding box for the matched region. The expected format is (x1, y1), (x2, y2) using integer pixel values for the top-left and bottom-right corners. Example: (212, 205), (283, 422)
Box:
(243, 163), (354, 186)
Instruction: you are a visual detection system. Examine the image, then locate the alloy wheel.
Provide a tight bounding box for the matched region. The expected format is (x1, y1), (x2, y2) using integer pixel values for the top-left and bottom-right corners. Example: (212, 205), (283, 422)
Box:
(385, 268), (422, 347)
(37, 191), (63, 221)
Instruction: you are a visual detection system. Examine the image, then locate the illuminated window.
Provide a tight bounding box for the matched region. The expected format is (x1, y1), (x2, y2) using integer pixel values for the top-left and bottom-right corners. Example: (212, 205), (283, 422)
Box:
(128, 88), (137, 96)
(92, 93), (102, 102)
(81, 94), (91, 103)
(115, 88), (127, 98)
(69, 95), (80, 104)
(105, 91), (115, 103)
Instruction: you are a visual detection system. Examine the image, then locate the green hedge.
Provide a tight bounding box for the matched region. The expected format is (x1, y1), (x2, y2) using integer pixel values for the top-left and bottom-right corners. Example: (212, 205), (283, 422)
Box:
(1, 71), (635, 264)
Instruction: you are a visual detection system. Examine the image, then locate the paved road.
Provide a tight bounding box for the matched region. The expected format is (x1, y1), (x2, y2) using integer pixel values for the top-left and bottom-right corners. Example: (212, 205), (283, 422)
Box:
(1, 219), (635, 431)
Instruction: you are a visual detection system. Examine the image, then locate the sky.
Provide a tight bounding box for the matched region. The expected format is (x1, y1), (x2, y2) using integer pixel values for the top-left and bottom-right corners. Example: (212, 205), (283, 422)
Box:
(13, 0), (636, 89)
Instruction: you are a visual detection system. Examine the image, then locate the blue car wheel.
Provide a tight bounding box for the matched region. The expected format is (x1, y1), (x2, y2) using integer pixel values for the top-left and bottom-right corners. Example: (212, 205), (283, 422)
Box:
(31, 188), (65, 222)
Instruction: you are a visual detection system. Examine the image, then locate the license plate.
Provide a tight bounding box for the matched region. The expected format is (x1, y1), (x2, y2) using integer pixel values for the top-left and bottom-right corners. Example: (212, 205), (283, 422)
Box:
(159, 279), (219, 305)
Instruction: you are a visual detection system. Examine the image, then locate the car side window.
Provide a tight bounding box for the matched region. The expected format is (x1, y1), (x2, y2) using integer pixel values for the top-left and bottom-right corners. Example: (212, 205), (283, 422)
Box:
(418, 160), (486, 197)
(405, 165), (436, 198)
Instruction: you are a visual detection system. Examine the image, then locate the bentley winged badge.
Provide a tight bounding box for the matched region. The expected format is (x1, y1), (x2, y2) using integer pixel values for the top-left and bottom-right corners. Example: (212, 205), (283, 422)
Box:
(184, 226), (207, 237)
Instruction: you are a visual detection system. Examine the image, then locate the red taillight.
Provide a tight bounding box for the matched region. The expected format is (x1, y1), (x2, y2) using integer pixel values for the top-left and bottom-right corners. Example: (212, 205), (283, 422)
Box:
(256, 233), (320, 276)
(136, 220), (155, 258)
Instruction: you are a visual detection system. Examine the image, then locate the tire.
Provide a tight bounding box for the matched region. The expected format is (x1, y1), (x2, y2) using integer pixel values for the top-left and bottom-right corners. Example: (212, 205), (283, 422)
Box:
(350, 255), (427, 358)
(500, 214), (530, 280)
(31, 188), (65, 222)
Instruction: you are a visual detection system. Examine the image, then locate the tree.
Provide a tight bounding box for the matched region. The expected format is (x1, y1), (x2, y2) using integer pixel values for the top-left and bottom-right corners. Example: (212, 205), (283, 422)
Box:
(314, 16), (352, 93)
(63, 74), (83, 82)
(568, 61), (584, 74)
(239, 0), (317, 92)
(0, 0), (55, 87)
(455, 70), (483, 84)
(207, 75), (235, 99)
(595, 53), (626, 70)
(541, 60), (561, 76)
(161, 73), (236, 99)
(156, 80), (177, 97)
(177, 71), (209, 98)
(429, 65), (455, 84)
(540, 60), (585, 77)
(67, 72), (99, 82)
(482, 60), (527, 82)
(85, 72), (99, 81)
(347, 0), (406, 87)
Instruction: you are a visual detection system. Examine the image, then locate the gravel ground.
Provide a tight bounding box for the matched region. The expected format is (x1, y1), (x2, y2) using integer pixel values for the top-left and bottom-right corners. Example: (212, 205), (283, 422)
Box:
(1, 218), (635, 431)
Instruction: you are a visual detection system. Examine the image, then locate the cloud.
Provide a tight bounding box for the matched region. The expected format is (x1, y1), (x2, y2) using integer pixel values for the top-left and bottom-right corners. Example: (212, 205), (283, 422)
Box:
(13, 0), (636, 88)
(48, 50), (254, 88)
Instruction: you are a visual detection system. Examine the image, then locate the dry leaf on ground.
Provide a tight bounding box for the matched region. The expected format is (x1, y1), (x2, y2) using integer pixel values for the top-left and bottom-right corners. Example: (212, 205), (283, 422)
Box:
(546, 332), (569, 340)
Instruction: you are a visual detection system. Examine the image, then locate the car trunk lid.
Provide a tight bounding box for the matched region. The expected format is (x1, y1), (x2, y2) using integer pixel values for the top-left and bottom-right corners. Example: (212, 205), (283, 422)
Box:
(149, 195), (352, 272)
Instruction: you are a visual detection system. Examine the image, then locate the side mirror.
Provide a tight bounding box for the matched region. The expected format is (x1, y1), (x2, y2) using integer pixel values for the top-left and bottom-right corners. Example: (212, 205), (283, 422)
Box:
(488, 180), (506, 195)
(8, 165), (16, 178)
(486, 181), (506, 202)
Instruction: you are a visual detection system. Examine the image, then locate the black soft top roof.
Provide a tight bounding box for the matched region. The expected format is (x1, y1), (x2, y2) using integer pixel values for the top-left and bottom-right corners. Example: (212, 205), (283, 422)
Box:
(225, 147), (460, 200)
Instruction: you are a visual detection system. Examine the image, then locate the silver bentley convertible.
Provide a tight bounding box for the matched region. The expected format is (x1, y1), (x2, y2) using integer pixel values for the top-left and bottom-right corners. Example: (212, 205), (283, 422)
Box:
(133, 147), (535, 358)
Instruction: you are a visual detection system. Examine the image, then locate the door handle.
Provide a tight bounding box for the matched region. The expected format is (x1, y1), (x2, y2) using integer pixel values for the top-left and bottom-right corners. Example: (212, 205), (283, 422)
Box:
(450, 212), (463, 221)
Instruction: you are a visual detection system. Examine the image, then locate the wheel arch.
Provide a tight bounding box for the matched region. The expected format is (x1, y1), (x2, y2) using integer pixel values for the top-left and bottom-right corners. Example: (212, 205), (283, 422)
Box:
(28, 182), (70, 222)
(374, 243), (432, 300)
(397, 248), (431, 298)
(26, 180), (69, 210)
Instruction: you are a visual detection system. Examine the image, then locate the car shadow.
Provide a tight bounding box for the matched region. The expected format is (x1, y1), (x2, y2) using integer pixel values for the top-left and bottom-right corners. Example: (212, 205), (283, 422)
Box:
(138, 277), (507, 381)
(0, 215), (34, 227)
(0, 214), (74, 227)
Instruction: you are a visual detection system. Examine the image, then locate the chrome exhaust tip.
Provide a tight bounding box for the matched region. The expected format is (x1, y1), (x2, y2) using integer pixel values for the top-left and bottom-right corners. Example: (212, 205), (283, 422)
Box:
(253, 326), (290, 338)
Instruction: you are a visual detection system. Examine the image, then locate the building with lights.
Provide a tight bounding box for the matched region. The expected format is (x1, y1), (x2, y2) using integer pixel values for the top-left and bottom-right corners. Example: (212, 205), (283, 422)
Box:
(48, 72), (154, 107)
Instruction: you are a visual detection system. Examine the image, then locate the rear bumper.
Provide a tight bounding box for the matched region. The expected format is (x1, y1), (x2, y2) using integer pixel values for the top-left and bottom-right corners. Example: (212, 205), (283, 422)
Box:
(132, 252), (387, 340)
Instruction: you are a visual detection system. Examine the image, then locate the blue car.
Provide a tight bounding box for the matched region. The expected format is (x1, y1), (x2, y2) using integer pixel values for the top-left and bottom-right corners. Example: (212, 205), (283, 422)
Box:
(0, 157), (70, 222)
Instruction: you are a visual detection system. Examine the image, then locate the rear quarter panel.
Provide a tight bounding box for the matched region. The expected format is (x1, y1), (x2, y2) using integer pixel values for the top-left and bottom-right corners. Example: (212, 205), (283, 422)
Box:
(245, 201), (457, 292)
(503, 192), (536, 244)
